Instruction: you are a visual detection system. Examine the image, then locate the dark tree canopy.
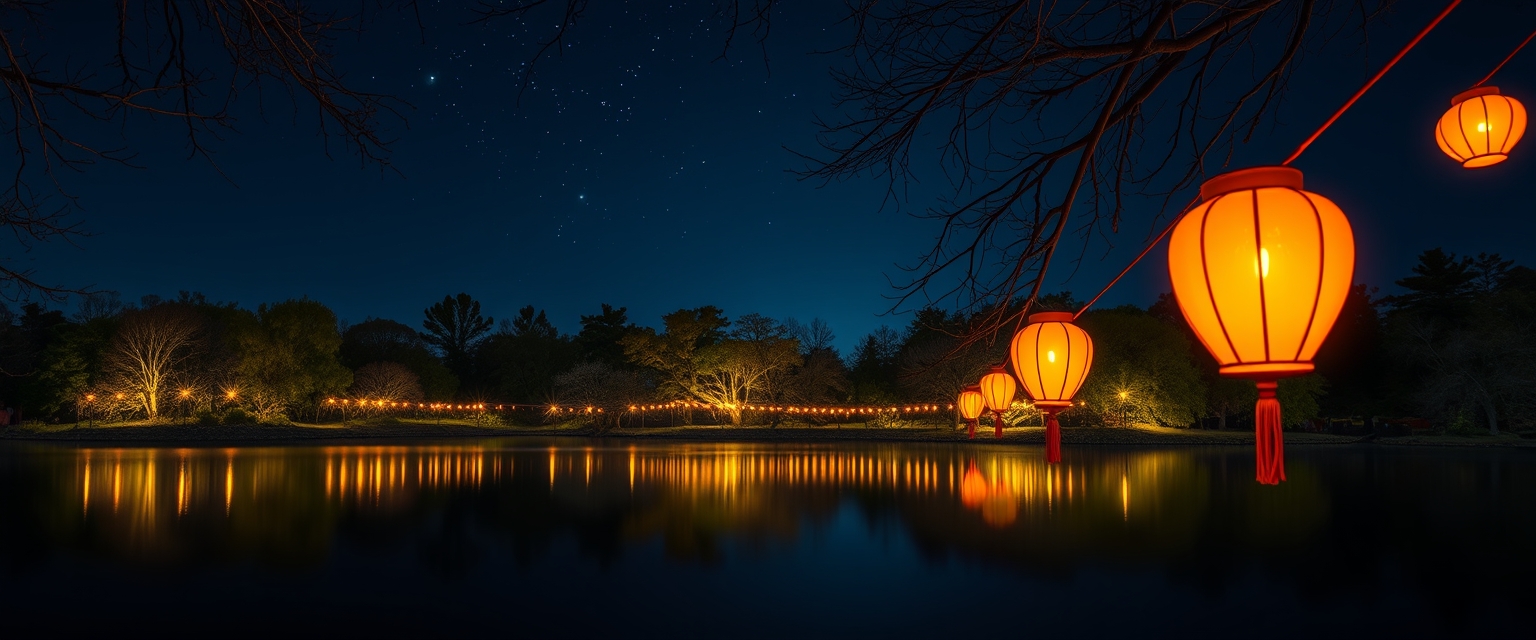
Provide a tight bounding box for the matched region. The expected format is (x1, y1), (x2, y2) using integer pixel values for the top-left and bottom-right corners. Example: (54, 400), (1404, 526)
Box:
(421, 293), (494, 380)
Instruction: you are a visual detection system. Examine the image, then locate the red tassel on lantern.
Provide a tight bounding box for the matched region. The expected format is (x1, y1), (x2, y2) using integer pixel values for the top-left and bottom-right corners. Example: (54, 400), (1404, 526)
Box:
(1254, 381), (1285, 485)
(1044, 411), (1062, 464)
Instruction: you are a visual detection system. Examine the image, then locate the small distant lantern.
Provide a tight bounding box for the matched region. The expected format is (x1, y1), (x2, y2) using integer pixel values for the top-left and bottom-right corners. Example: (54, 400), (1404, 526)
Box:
(1009, 311), (1094, 464)
(978, 364), (1017, 439)
(1435, 86), (1526, 168)
(957, 384), (986, 439)
(1167, 166), (1354, 485)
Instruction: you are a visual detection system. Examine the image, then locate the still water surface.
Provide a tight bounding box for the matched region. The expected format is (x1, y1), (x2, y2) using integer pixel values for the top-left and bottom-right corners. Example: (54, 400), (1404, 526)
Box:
(0, 439), (1530, 638)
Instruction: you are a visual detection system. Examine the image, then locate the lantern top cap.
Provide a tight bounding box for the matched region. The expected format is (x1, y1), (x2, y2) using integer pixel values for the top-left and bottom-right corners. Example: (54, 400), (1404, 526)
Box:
(1199, 166), (1302, 201)
(963, 383), (981, 392)
(986, 363), (1008, 373)
(1028, 311), (1076, 323)
(1451, 86), (1499, 106)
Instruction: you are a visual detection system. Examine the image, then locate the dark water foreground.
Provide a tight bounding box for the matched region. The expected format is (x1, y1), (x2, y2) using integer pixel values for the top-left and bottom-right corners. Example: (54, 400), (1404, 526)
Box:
(0, 440), (1530, 638)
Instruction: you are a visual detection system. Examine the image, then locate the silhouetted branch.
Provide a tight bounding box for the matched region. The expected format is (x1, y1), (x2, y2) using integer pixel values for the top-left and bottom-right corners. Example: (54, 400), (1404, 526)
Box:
(798, 0), (1374, 360)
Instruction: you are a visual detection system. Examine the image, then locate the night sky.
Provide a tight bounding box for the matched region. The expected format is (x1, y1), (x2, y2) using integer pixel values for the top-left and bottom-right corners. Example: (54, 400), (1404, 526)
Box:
(24, 2), (1536, 352)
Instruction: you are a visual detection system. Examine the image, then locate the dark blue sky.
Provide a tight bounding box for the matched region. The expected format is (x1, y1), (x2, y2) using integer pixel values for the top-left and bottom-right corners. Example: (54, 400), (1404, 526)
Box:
(24, 1), (1536, 352)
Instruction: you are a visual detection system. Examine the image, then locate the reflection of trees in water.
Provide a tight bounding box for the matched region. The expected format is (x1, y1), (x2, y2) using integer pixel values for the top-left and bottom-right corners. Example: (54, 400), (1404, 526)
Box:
(0, 441), (1532, 617)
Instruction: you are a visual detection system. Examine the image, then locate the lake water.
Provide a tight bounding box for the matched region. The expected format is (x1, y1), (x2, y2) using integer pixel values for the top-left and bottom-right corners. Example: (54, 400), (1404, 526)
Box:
(0, 439), (1530, 638)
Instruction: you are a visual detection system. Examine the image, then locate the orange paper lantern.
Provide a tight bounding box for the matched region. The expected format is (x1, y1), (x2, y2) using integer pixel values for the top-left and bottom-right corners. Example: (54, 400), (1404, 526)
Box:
(957, 384), (985, 440)
(978, 364), (1016, 439)
(1167, 166), (1354, 485)
(1435, 86), (1526, 168)
(1009, 311), (1093, 463)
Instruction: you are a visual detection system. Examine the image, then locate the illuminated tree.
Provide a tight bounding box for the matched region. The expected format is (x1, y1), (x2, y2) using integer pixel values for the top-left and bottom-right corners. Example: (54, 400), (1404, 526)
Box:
(553, 361), (651, 427)
(341, 319), (459, 400)
(235, 299), (351, 422)
(695, 315), (802, 424)
(350, 362), (424, 404)
(623, 309), (801, 424)
(103, 305), (203, 420)
(1076, 307), (1206, 427)
(622, 306), (730, 403)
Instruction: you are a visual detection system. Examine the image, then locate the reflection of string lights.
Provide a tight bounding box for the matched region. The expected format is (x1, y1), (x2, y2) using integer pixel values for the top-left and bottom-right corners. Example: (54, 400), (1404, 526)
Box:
(69, 447), (1174, 531)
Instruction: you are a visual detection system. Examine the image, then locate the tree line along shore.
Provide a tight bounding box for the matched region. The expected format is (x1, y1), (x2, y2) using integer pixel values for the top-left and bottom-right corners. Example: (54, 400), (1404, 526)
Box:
(0, 248), (1531, 440)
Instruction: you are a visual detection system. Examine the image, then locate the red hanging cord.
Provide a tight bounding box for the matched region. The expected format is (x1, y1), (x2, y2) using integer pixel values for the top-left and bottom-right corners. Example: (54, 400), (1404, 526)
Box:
(1473, 24), (1536, 88)
(1281, 0), (1461, 165)
(1072, 0), (1461, 320)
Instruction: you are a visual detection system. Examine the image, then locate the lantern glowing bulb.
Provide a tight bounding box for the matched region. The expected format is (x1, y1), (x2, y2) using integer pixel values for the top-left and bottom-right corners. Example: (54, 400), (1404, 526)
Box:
(1009, 311), (1094, 464)
(1168, 166), (1354, 485)
(957, 384), (985, 440)
(1435, 86), (1526, 168)
(977, 364), (1016, 439)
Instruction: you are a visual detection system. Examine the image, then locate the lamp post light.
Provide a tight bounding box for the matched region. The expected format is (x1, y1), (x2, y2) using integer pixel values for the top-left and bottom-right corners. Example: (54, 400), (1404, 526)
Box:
(179, 389), (193, 425)
(1118, 391), (1129, 429)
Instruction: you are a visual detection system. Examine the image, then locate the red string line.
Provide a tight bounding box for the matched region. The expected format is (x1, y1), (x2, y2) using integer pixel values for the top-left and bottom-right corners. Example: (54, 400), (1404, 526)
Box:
(1281, 0), (1461, 166)
(1473, 24), (1536, 88)
(1071, 0), (1462, 320)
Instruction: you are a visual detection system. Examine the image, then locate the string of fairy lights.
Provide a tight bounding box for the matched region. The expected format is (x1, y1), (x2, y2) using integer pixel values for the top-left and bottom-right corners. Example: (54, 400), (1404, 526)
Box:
(322, 397), (957, 416)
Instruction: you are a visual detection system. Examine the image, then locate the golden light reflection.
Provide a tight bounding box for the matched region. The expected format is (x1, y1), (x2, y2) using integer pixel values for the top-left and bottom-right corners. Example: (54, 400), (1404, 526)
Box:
(63, 443), (1203, 547)
(320, 446), (491, 507)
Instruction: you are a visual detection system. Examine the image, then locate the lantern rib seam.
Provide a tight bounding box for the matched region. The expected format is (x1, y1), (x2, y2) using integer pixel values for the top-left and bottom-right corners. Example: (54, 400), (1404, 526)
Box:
(1455, 99), (1475, 164)
(1058, 323), (1071, 402)
(1034, 325), (1047, 401)
(1496, 97), (1513, 153)
(1199, 194), (1241, 363)
(1294, 190), (1326, 362)
(1252, 188), (1272, 363)
(1481, 97), (1492, 157)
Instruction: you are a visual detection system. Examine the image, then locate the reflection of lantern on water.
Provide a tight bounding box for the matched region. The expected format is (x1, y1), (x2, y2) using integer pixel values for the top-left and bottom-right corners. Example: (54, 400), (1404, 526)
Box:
(1010, 311), (1094, 464)
(957, 385), (985, 440)
(959, 460), (1019, 528)
(960, 462), (988, 508)
(980, 491), (1018, 527)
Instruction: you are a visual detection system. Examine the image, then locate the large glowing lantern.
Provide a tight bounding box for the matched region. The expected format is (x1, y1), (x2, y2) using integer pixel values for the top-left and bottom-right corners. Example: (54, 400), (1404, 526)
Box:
(1435, 86), (1526, 168)
(1009, 311), (1093, 464)
(1168, 166), (1354, 485)
(978, 364), (1017, 439)
(957, 384), (986, 440)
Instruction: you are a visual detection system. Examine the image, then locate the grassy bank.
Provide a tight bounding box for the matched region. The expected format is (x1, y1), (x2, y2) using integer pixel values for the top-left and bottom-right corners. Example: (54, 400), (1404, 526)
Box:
(5, 419), (1530, 448)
